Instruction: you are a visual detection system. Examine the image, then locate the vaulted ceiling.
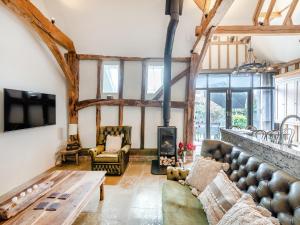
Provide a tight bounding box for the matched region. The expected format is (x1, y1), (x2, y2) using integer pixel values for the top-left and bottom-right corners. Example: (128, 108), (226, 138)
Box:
(39, 0), (300, 63)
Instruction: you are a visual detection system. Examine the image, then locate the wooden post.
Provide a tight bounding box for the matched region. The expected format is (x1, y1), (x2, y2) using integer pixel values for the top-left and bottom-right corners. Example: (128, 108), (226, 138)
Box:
(66, 53), (80, 143)
(186, 54), (199, 145)
(140, 60), (147, 149)
(118, 60), (124, 126)
(96, 60), (102, 142)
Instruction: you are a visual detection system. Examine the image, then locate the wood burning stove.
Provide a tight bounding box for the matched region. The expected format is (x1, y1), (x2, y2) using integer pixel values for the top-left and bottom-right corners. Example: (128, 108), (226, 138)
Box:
(158, 126), (177, 166)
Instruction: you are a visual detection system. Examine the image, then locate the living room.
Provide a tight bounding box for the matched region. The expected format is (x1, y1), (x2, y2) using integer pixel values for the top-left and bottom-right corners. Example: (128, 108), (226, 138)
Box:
(1, 0), (300, 225)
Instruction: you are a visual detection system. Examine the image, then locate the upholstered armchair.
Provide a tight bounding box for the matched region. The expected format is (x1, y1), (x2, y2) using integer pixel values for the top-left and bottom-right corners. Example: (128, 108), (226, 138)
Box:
(89, 126), (131, 175)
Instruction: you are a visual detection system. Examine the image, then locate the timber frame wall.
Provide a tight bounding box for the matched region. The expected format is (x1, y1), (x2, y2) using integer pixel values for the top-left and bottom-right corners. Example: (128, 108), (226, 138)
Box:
(71, 53), (192, 149)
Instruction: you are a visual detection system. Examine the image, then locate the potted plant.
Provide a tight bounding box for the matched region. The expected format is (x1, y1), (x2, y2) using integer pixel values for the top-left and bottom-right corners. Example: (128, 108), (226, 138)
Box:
(177, 142), (195, 168)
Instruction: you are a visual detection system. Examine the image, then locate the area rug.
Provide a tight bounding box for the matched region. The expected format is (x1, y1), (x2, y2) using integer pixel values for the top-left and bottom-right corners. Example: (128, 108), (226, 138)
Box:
(151, 160), (167, 175)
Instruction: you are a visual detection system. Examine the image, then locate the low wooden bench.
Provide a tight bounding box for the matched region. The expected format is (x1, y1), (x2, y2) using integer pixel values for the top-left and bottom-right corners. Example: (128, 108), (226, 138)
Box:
(0, 170), (106, 225)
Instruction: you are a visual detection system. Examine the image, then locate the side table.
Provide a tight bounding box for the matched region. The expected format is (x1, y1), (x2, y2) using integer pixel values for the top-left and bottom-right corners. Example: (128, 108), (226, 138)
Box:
(61, 149), (80, 165)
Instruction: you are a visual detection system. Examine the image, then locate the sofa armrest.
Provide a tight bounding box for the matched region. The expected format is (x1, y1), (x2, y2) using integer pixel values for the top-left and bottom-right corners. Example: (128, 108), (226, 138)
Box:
(121, 144), (131, 153)
(89, 148), (98, 161)
(167, 167), (190, 181)
(89, 145), (105, 161)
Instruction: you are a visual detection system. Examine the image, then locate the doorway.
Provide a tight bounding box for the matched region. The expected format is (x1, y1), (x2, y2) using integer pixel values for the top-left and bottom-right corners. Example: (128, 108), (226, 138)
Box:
(198, 89), (251, 140)
(194, 73), (274, 143)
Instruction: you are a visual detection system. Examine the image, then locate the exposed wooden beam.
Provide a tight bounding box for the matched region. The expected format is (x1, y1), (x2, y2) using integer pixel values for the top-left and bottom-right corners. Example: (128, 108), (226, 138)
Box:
(77, 54), (191, 63)
(140, 60), (147, 149)
(195, 26), (216, 73)
(96, 60), (102, 142)
(263, 0), (276, 25)
(118, 60), (124, 126)
(34, 25), (75, 87)
(76, 99), (186, 111)
(284, 0), (299, 25)
(1, 0), (75, 52)
(253, 0), (265, 25)
(152, 67), (190, 100)
(194, 0), (211, 13)
(192, 0), (235, 52)
(200, 25), (300, 35)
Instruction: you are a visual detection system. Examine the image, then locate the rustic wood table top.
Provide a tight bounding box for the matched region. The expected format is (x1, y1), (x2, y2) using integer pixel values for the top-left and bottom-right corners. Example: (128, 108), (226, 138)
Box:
(0, 170), (106, 225)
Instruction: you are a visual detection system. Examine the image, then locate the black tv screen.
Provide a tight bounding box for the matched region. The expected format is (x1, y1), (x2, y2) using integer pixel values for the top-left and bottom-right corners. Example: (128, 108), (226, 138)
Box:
(4, 88), (56, 131)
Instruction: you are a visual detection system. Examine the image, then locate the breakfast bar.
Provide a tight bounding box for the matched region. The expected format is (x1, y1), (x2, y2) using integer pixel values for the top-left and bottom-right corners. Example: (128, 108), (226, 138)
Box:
(221, 128), (300, 179)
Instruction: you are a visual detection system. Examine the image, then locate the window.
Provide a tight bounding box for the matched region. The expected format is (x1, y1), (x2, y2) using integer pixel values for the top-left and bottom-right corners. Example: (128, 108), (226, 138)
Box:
(231, 73), (251, 87)
(103, 64), (119, 93)
(208, 74), (229, 88)
(196, 74), (207, 88)
(147, 65), (164, 94)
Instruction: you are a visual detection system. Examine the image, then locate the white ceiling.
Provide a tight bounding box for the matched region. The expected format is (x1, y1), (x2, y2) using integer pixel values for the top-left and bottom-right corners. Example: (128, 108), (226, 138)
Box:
(40, 0), (300, 62)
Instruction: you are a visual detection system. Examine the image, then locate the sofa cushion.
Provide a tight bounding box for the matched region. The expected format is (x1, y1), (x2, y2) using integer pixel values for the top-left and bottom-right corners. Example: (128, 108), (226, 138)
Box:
(199, 170), (242, 225)
(162, 180), (209, 225)
(217, 194), (280, 225)
(186, 157), (229, 193)
(95, 152), (119, 163)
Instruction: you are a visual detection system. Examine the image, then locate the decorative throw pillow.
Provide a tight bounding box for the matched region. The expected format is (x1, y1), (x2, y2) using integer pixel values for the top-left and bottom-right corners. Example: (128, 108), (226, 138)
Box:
(198, 170), (242, 225)
(105, 135), (122, 152)
(217, 194), (280, 225)
(185, 157), (230, 193)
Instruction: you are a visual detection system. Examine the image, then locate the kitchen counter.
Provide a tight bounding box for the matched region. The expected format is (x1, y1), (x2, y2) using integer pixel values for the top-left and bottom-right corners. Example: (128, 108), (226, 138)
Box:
(221, 128), (300, 178)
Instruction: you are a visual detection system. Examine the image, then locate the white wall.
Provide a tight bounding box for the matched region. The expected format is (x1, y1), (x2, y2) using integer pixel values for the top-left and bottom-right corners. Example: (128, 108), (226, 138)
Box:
(0, 1), (68, 195)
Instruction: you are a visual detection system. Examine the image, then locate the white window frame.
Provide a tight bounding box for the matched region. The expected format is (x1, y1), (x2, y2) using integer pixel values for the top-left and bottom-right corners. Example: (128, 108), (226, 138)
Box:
(102, 62), (120, 94)
(146, 63), (164, 95)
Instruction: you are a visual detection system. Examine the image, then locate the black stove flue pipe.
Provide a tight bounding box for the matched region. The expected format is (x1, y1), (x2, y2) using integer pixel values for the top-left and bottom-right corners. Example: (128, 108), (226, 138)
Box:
(163, 0), (183, 127)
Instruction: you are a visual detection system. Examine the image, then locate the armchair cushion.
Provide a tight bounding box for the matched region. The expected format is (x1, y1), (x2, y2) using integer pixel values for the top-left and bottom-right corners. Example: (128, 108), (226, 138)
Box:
(95, 152), (119, 163)
(105, 135), (123, 152)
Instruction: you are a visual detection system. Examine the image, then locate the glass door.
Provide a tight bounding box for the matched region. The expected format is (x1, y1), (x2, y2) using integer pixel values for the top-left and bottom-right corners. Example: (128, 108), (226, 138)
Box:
(208, 91), (228, 139)
(230, 91), (251, 129)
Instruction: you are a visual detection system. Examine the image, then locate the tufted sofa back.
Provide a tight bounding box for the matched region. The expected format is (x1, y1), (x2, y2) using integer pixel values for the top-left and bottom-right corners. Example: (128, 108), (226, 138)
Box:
(201, 139), (300, 225)
(98, 126), (132, 146)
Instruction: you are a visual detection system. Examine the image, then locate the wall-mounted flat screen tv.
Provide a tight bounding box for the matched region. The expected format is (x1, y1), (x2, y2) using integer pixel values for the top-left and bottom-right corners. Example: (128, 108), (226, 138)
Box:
(4, 88), (56, 132)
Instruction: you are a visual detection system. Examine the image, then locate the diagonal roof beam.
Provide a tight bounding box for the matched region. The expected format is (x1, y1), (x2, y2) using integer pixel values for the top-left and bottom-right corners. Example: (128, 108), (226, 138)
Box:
(1, 0), (75, 52)
(264, 0), (276, 25)
(192, 0), (235, 52)
(283, 0), (299, 25)
(253, 0), (265, 25)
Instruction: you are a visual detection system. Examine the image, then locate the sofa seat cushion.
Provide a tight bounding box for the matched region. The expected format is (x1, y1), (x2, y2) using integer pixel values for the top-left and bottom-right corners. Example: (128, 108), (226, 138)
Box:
(162, 180), (209, 225)
(95, 152), (119, 163)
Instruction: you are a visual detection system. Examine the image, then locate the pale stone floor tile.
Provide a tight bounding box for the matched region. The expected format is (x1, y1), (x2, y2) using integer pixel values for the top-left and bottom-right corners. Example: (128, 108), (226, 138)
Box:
(55, 160), (164, 225)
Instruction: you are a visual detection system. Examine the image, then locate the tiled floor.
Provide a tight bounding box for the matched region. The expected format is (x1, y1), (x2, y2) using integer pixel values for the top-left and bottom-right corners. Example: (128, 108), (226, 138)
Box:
(54, 158), (166, 225)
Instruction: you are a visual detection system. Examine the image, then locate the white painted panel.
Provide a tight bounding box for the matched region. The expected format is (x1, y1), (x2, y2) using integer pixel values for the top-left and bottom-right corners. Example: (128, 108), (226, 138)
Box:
(78, 107), (96, 148)
(220, 45), (227, 69)
(170, 108), (184, 145)
(79, 60), (97, 100)
(101, 106), (119, 126)
(229, 45), (236, 69)
(238, 45), (245, 65)
(123, 107), (141, 148)
(211, 45), (218, 69)
(202, 50), (209, 69)
(171, 63), (188, 101)
(123, 61), (142, 99)
(145, 107), (162, 148)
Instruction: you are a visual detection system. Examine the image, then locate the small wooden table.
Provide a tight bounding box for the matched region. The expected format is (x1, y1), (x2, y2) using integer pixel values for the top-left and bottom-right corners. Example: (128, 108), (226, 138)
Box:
(61, 149), (80, 165)
(0, 170), (106, 225)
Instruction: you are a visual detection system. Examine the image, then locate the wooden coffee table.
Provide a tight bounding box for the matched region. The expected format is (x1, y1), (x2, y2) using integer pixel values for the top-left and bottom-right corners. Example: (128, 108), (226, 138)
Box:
(0, 170), (106, 225)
